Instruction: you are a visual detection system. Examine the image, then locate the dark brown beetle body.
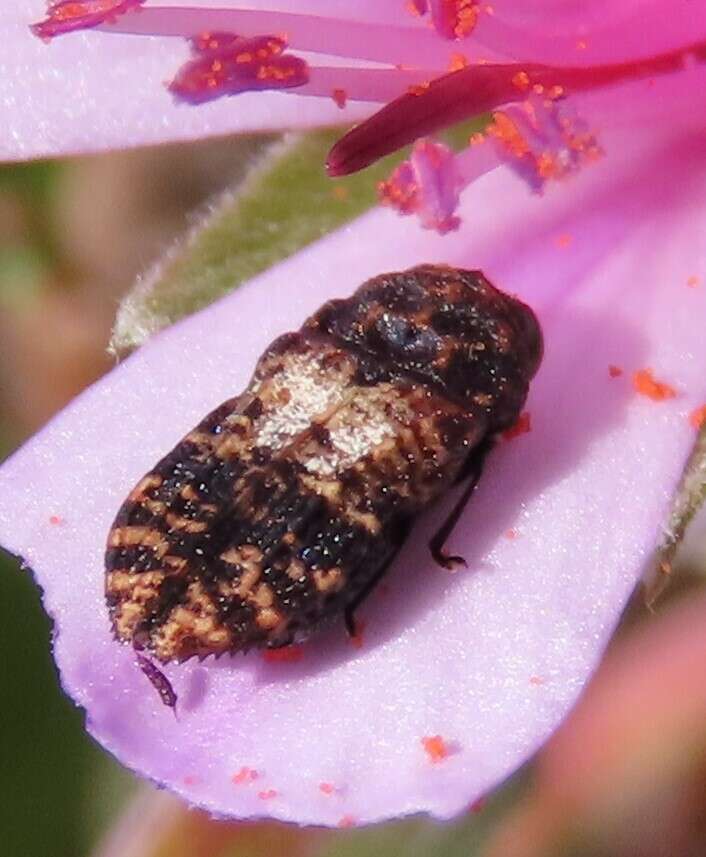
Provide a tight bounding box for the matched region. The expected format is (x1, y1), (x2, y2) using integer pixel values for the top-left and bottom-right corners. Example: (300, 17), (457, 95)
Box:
(106, 265), (542, 663)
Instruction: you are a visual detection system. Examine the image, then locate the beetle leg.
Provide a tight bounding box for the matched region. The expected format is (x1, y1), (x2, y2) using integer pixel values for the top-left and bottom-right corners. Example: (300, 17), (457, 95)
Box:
(430, 439), (493, 570)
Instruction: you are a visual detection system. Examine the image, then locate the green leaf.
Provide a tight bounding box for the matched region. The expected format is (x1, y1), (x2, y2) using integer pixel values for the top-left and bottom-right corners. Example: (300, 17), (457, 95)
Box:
(109, 130), (394, 355)
(110, 119), (488, 356)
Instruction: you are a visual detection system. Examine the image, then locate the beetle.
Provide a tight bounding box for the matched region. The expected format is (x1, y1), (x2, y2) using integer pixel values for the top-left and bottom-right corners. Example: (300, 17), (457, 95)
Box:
(106, 264), (542, 671)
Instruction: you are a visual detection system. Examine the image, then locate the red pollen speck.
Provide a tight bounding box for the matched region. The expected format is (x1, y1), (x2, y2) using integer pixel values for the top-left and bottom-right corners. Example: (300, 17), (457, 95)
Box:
(505, 528), (520, 540)
(529, 675), (546, 686)
(258, 788), (278, 800)
(421, 735), (450, 763)
(49, 515), (63, 525)
(182, 774), (201, 786)
(449, 53), (469, 71)
(263, 645), (303, 663)
(689, 405), (706, 430)
(633, 369), (677, 402)
(425, 0), (481, 39)
(319, 781), (336, 795)
(332, 88), (348, 109)
(503, 411), (531, 440)
(555, 233), (573, 248)
(687, 275), (700, 288)
(512, 71), (530, 91)
(31, 0), (145, 39)
(338, 814), (356, 828)
(469, 796), (487, 814)
(232, 766), (259, 784)
(608, 364), (623, 378)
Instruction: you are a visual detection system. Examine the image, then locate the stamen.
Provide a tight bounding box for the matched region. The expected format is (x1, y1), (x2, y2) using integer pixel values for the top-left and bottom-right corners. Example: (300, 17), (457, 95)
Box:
(377, 136), (497, 232)
(426, 1), (482, 40)
(327, 44), (702, 175)
(31, 0), (145, 40)
(169, 33), (309, 105)
(100, 7), (479, 70)
(486, 93), (602, 191)
(378, 139), (462, 234)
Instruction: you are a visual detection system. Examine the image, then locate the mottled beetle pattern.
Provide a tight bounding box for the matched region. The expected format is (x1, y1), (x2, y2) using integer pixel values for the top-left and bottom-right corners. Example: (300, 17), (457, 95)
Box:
(106, 265), (542, 668)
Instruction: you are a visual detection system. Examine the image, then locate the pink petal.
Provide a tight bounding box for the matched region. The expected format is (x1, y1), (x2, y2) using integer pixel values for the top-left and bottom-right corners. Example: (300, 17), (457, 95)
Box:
(473, 0), (706, 65)
(1, 125), (705, 825)
(2, 0), (374, 161)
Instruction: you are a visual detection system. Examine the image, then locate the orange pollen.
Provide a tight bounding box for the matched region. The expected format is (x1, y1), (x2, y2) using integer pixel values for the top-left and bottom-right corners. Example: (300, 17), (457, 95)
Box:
(31, 0), (146, 38)
(408, 81), (431, 96)
(608, 364), (624, 378)
(512, 70), (530, 91)
(332, 184), (349, 200)
(453, 1), (480, 37)
(449, 52), (470, 71)
(529, 675), (546, 686)
(56, 0), (119, 18)
(536, 152), (558, 179)
(338, 815), (356, 828)
(421, 735), (451, 762)
(556, 233), (573, 248)
(257, 64), (291, 81)
(488, 112), (530, 158)
(263, 645), (303, 663)
(687, 274), (700, 287)
(332, 88), (348, 108)
(503, 411), (532, 440)
(257, 789), (278, 800)
(632, 368), (677, 401)
(232, 766), (259, 784)
(689, 405), (706, 430)
(378, 176), (419, 215)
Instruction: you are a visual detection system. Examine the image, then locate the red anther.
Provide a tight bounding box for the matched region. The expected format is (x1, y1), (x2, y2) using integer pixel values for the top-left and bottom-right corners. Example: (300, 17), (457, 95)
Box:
(429, 1), (480, 39)
(169, 33), (309, 105)
(31, 0), (145, 40)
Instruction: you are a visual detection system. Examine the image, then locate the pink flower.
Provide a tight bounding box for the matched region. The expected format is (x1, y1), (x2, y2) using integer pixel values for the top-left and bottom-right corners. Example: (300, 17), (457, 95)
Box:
(1, 0), (706, 830)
